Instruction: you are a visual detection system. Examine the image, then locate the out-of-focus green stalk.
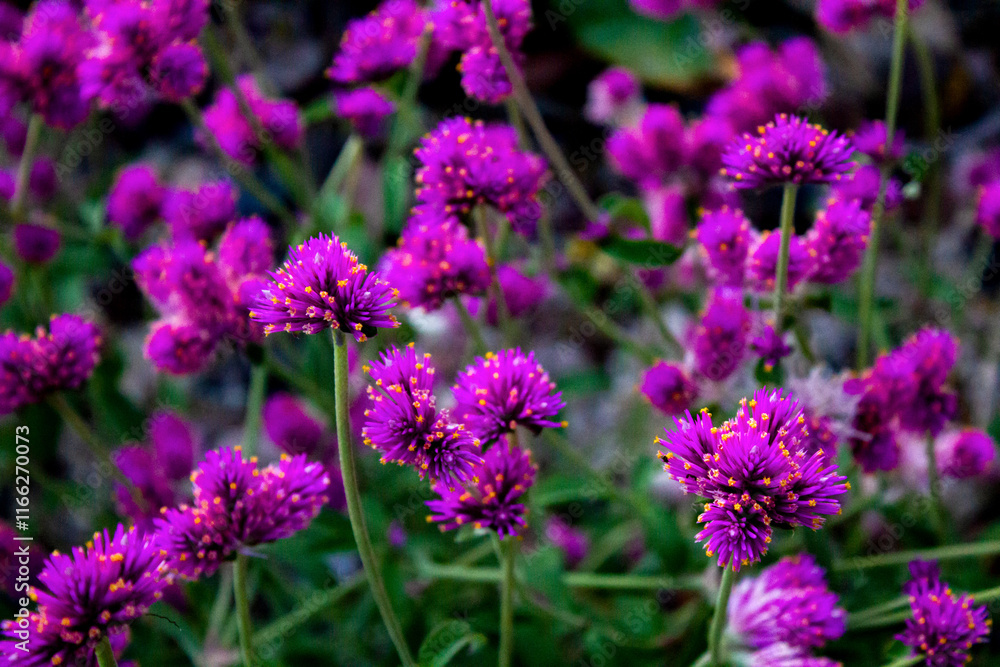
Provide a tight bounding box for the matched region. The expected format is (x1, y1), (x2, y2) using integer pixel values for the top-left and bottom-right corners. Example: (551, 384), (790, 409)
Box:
(234, 553), (256, 666)
(910, 29), (941, 298)
(241, 360), (267, 456)
(773, 183), (800, 331)
(499, 538), (517, 667)
(95, 636), (119, 667)
(453, 296), (488, 355)
(832, 540), (1000, 572)
(10, 114), (43, 221)
(707, 566), (735, 667)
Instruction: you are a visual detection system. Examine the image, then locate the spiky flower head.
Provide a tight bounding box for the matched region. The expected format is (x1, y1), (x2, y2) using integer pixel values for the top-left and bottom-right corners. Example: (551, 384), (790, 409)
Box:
(453, 348), (566, 445)
(657, 388), (849, 570)
(721, 114), (854, 189)
(363, 344), (482, 487)
(250, 233), (399, 342)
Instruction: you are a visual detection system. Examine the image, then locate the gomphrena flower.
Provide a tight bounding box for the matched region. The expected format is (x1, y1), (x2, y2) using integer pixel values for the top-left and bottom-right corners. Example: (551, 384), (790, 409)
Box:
(751, 323), (793, 372)
(334, 87), (395, 138)
(728, 554), (846, 651)
(250, 233), (399, 341)
(817, 0), (926, 34)
(155, 447), (331, 579)
(656, 388), (850, 570)
(453, 348), (566, 445)
(851, 120), (905, 166)
(706, 38), (827, 133)
(936, 429), (996, 479)
(628, 0), (721, 20)
(414, 117), (548, 235)
(545, 517), (589, 568)
(363, 344), (482, 486)
(748, 229), (811, 294)
(426, 441), (536, 539)
(696, 207), (752, 287)
(692, 287), (750, 382)
(832, 164), (903, 214)
(805, 199), (871, 285)
(456, 0), (533, 103)
(584, 66), (642, 126)
(976, 180), (1000, 239)
(263, 392), (326, 456)
(106, 164), (166, 241)
(483, 264), (548, 325)
(327, 0), (428, 85)
(0, 314), (102, 416)
(380, 209), (491, 311)
(896, 561), (990, 666)
(721, 114), (855, 189)
(161, 180), (239, 243)
(746, 643), (843, 667)
(14, 223), (60, 264)
(202, 75), (303, 166)
(0, 524), (167, 666)
(639, 360), (697, 417)
(607, 104), (687, 189)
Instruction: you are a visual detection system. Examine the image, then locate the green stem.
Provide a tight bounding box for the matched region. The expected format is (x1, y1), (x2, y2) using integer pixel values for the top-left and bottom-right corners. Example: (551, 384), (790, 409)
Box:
(206, 564), (234, 645)
(831, 540), (1000, 572)
(333, 332), (417, 667)
(475, 207), (514, 344)
(241, 360), (268, 456)
(309, 134), (364, 238)
(454, 296), (488, 355)
(773, 183), (799, 331)
(707, 566), (735, 667)
(910, 29), (941, 298)
(219, 0), (272, 93)
(387, 25), (431, 158)
(10, 114), (43, 221)
(417, 561), (704, 591)
(234, 553), (256, 666)
(95, 636), (118, 667)
(881, 656), (923, 667)
(858, 0), (909, 369)
(635, 280), (682, 355)
(846, 595), (909, 628)
(580, 305), (658, 364)
(925, 432), (946, 538)
(481, 0), (602, 223)
(499, 538), (517, 667)
(253, 575), (365, 648)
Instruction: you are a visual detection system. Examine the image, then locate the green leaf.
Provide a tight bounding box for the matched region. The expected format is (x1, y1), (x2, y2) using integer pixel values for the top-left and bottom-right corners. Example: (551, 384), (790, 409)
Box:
(533, 473), (613, 507)
(417, 620), (487, 667)
(383, 156), (412, 235)
(599, 193), (650, 233)
(598, 236), (682, 266)
(520, 546), (569, 607)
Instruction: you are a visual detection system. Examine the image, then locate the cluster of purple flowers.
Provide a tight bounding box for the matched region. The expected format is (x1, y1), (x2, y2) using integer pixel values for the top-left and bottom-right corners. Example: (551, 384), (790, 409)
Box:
(327, 0), (430, 85)
(584, 67), (642, 126)
(414, 117), (548, 235)
(0, 524), (168, 666)
(0, 314), (102, 415)
(155, 446), (331, 579)
(202, 75), (303, 166)
(447, 0), (534, 104)
(727, 555), (845, 664)
(657, 388), (849, 570)
(817, 0), (926, 34)
(333, 87), (395, 138)
(134, 216), (273, 374)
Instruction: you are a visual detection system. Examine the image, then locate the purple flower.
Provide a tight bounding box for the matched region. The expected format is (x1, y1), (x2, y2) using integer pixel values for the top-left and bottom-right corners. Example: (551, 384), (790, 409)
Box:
(751, 323), (792, 371)
(639, 360), (697, 416)
(628, 0), (721, 20)
(250, 233), (400, 341)
(107, 164), (165, 240)
(414, 116), (548, 235)
(150, 0), (210, 43)
(263, 392), (326, 456)
(14, 223), (60, 263)
(748, 644), (843, 667)
(115, 445), (177, 526)
(457, 0), (533, 103)
(150, 41), (208, 102)
(976, 181), (1000, 239)
(852, 120), (904, 165)
(847, 386), (900, 473)
(363, 344), (482, 485)
(657, 388), (850, 569)
(545, 517), (589, 568)
(334, 87), (395, 138)
(155, 447), (331, 579)
(607, 104), (687, 188)
(585, 66), (641, 125)
(881, 328), (959, 435)
(162, 180), (238, 243)
(685, 116), (738, 186)
(692, 287), (750, 382)
(0, 525), (167, 666)
(806, 198), (871, 284)
(722, 114), (855, 189)
(426, 441), (536, 539)
(896, 561), (989, 666)
(487, 264), (547, 325)
(327, 0), (428, 85)
(28, 158), (55, 200)
(644, 184), (689, 245)
(202, 75), (303, 166)
(832, 164), (903, 213)
(149, 410), (197, 481)
(0, 261), (13, 306)
(817, 0), (926, 33)
(145, 321), (217, 375)
(696, 207), (752, 287)
(937, 429), (995, 479)
(380, 210), (491, 311)
(748, 230), (811, 294)
(728, 554), (846, 650)
(453, 348), (566, 444)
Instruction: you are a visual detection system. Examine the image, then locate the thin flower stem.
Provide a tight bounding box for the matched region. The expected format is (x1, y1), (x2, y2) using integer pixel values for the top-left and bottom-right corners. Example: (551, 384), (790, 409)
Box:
(453, 296), (488, 355)
(241, 360), (268, 456)
(206, 564), (234, 645)
(707, 566), (735, 667)
(233, 553), (256, 666)
(219, 0), (272, 93)
(858, 0), (909, 369)
(387, 25), (432, 158)
(308, 134), (365, 238)
(95, 636), (119, 667)
(910, 29), (941, 298)
(881, 656), (923, 667)
(475, 207), (515, 345)
(253, 575), (365, 648)
(772, 183), (799, 331)
(499, 537), (517, 667)
(847, 595), (909, 627)
(848, 607), (911, 631)
(831, 540), (1000, 572)
(417, 560), (705, 591)
(480, 0), (602, 223)
(333, 332), (417, 667)
(580, 305), (658, 364)
(925, 432), (946, 539)
(635, 280), (682, 355)
(10, 113), (43, 221)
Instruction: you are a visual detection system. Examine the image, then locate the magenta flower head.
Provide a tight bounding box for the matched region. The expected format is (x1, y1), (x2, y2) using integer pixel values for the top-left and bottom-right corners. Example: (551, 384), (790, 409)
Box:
(334, 87), (395, 138)
(457, 0), (533, 103)
(721, 114), (854, 189)
(585, 66), (641, 126)
(747, 643), (843, 667)
(545, 516), (589, 568)
(847, 385), (900, 473)
(0, 261), (13, 306)
(937, 429), (995, 480)
(453, 348), (566, 445)
(896, 561), (990, 666)
(629, 0), (720, 20)
(202, 75), (303, 166)
(144, 321), (217, 375)
(728, 554), (845, 650)
(0, 525), (167, 666)
(327, 0), (428, 85)
(162, 180), (238, 243)
(263, 392), (326, 456)
(426, 441), (536, 539)
(14, 222), (60, 263)
(148, 409), (197, 481)
(639, 360), (697, 416)
(696, 207), (752, 287)
(851, 120), (904, 165)
(414, 116), (548, 235)
(381, 210), (491, 311)
(107, 164), (165, 240)
(363, 344), (482, 486)
(251, 233), (399, 342)
(150, 41), (208, 102)
(805, 199), (871, 284)
(155, 447), (331, 579)
(486, 264), (547, 325)
(976, 180), (1000, 239)
(833, 164), (903, 214)
(880, 328), (959, 436)
(751, 323), (793, 371)
(693, 287), (750, 382)
(749, 230), (811, 294)
(607, 104), (687, 187)
(657, 388), (850, 570)
(817, 0), (926, 33)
